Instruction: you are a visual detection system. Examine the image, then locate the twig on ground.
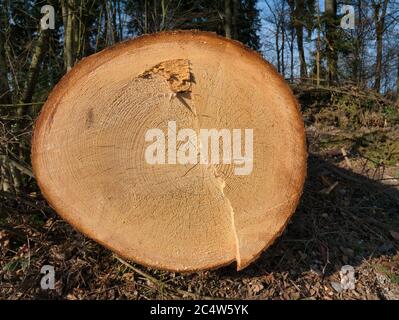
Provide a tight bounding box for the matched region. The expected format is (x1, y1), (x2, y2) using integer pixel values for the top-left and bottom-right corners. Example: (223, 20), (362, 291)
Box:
(114, 255), (217, 300)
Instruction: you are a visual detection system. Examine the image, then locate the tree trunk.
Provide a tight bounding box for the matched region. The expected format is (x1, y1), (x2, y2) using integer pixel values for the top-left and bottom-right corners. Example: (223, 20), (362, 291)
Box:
(144, 0), (148, 33)
(224, 0), (232, 39)
(0, 1), (11, 104)
(290, 27), (294, 81)
(374, 25), (383, 92)
(296, 24), (307, 79)
(117, 0), (123, 40)
(281, 22), (285, 77)
(325, 0), (338, 85)
(353, 0), (363, 86)
(396, 52), (399, 105)
(14, 24), (48, 194)
(105, 0), (115, 45)
(287, 0), (295, 81)
(232, 0), (239, 39)
(316, 0), (321, 86)
(276, 28), (280, 73)
(373, 0), (389, 92)
(64, 0), (76, 71)
(18, 29), (49, 107)
(288, 0), (308, 80)
(32, 31), (307, 272)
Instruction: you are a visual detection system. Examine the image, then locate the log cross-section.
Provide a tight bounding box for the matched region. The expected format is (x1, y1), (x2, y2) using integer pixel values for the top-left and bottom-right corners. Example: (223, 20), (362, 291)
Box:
(31, 31), (307, 272)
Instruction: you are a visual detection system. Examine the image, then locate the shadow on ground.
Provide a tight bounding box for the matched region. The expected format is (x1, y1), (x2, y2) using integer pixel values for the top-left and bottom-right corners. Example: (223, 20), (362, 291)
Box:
(217, 153), (399, 283)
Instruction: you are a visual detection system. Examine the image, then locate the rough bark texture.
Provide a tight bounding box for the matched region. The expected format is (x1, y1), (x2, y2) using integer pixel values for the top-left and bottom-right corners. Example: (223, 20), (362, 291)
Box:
(18, 29), (48, 106)
(224, 0), (233, 39)
(325, 0), (338, 84)
(288, 0), (308, 80)
(397, 52), (399, 105)
(64, 0), (76, 71)
(372, 0), (389, 92)
(0, 1), (10, 105)
(31, 31), (307, 272)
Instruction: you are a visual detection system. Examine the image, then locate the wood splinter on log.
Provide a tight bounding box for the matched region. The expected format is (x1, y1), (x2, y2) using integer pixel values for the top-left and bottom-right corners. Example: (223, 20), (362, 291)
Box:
(139, 59), (192, 93)
(31, 31), (307, 272)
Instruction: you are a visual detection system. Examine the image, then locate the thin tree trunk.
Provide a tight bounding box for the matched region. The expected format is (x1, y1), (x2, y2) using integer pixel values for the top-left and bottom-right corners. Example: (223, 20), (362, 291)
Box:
(290, 27), (294, 81)
(232, 0), (239, 39)
(374, 30), (383, 92)
(373, 0), (389, 92)
(153, 0), (158, 32)
(0, 157), (12, 193)
(316, 0), (321, 86)
(61, 0), (68, 66)
(144, 0), (148, 33)
(160, 0), (167, 31)
(0, 0), (11, 104)
(18, 29), (49, 107)
(325, 0), (338, 85)
(275, 23), (280, 73)
(396, 52), (399, 105)
(287, 0), (295, 81)
(105, 0), (115, 45)
(281, 23), (285, 77)
(64, 0), (75, 71)
(75, 0), (84, 59)
(117, 0), (123, 40)
(288, 0), (307, 80)
(353, 0), (363, 86)
(296, 24), (307, 79)
(112, 0), (118, 40)
(14, 25), (49, 193)
(224, 0), (232, 39)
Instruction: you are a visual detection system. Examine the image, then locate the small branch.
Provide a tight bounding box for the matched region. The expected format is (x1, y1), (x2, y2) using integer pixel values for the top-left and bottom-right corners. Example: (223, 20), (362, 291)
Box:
(114, 255), (217, 300)
(0, 102), (44, 108)
(0, 155), (34, 178)
(0, 190), (48, 211)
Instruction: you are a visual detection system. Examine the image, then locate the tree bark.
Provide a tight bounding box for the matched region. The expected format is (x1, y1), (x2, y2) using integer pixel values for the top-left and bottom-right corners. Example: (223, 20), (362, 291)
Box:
(296, 24), (307, 79)
(0, 0), (11, 104)
(353, 0), (364, 86)
(325, 0), (338, 85)
(288, 0), (308, 80)
(232, 0), (239, 39)
(372, 0), (389, 93)
(276, 27), (280, 73)
(105, 0), (115, 45)
(224, 0), (233, 39)
(396, 52), (399, 105)
(290, 27), (294, 81)
(18, 29), (49, 107)
(64, 0), (76, 71)
(315, 0), (321, 86)
(281, 22), (285, 77)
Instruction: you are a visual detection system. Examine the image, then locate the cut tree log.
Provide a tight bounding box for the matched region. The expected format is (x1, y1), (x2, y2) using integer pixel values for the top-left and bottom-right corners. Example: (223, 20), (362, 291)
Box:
(31, 31), (307, 271)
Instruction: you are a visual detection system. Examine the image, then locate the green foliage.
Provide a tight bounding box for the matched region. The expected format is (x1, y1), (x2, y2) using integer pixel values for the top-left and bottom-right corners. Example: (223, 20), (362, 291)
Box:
(298, 86), (399, 130)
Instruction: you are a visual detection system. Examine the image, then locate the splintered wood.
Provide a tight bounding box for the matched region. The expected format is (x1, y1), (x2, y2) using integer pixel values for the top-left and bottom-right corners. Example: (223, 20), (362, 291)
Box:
(139, 59), (192, 93)
(31, 31), (307, 271)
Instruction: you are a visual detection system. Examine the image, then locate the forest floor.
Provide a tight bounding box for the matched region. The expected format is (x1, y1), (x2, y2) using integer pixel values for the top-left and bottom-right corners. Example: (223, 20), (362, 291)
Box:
(1, 86), (399, 300)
